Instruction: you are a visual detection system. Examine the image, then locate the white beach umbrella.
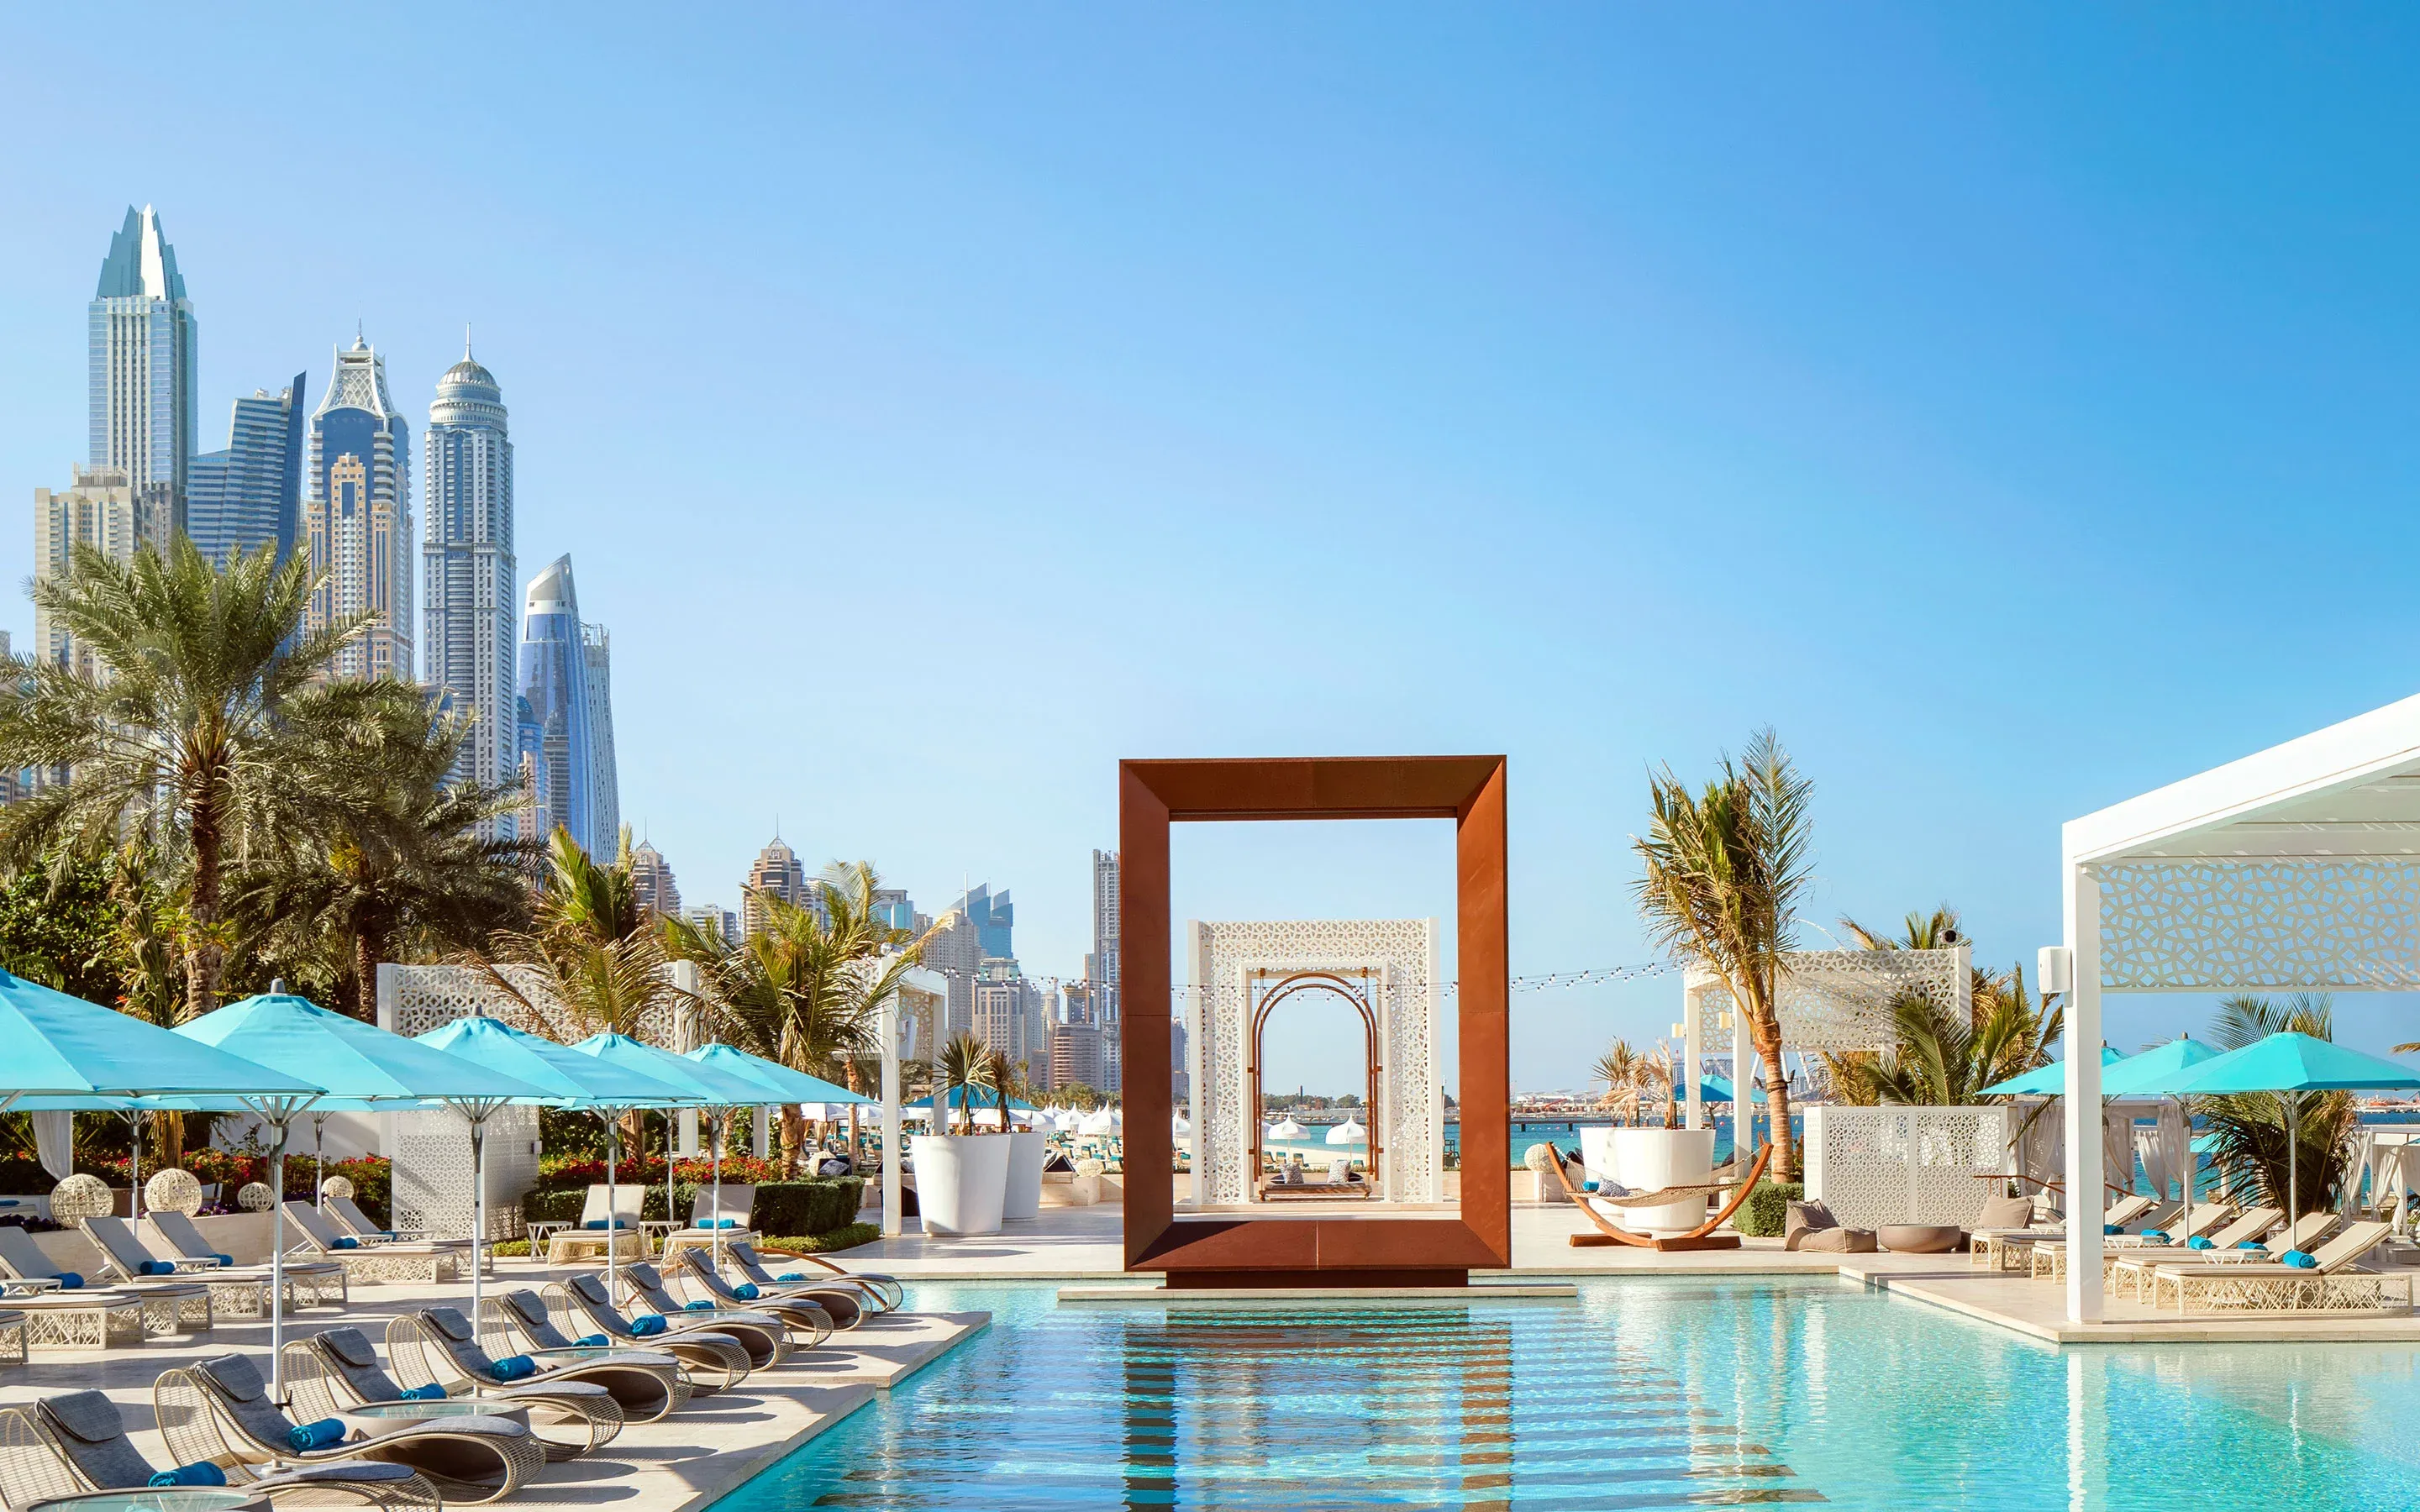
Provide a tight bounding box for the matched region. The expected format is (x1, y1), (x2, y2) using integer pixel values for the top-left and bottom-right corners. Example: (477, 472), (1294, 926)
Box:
(1267, 1117), (1307, 1140)
(1079, 1107), (1121, 1137)
(1051, 1109), (1082, 1132)
(1326, 1116), (1366, 1146)
(1171, 1112), (1192, 1136)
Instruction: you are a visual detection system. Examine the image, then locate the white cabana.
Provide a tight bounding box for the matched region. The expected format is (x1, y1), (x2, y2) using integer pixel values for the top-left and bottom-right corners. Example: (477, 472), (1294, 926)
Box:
(2053, 689), (2420, 1322)
(1079, 1108), (1122, 1137)
(1265, 1117), (1307, 1140)
(1326, 1116), (1366, 1146)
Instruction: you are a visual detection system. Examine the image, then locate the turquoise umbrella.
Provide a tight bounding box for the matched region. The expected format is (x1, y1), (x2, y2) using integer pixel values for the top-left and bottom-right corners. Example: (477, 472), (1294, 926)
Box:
(418, 1016), (700, 1310)
(571, 1034), (775, 1267)
(1697, 1074), (1765, 1105)
(686, 1042), (870, 1106)
(0, 968), (321, 1105)
(2099, 1037), (2225, 1232)
(2162, 1032), (2420, 1222)
(176, 990), (548, 1399)
(1977, 1046), (2123, 1098)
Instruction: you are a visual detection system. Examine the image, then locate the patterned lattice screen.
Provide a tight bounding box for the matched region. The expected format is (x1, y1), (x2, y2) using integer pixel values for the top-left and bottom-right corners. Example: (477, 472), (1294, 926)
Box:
(386, 963), (683, 1047)
(2096, 858), (2420, 990)
(1803, 1104), (2011, 1228)
(1694, 948), (1968, 1054)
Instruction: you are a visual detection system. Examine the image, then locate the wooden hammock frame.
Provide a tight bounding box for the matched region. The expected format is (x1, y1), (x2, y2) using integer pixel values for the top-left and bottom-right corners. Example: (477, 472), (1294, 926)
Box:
(1545, 1139), (1773, 1252)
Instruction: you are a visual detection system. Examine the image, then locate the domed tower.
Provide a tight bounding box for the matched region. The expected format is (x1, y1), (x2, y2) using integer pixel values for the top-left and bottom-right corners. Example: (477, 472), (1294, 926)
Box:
(423, 335), (516, 827)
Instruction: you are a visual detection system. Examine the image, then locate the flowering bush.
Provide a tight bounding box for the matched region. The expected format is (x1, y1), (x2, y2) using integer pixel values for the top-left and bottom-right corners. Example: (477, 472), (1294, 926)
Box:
(535, 1152), (785, 1189)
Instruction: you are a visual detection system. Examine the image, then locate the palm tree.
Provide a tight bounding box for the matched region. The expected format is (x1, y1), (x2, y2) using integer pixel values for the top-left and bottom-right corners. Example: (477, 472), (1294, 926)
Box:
(234, 693), (529, 1017)
(936, 1032), (996, 1133)
(490, 827), (684, 1038)
(2202, 994), (2357, 1215)
(1633, 728), (1813, 1180)
(1829, 964), (2061, 1105)
(1591, 1039), (1640, 1126)
(0, 538), (375, 1021)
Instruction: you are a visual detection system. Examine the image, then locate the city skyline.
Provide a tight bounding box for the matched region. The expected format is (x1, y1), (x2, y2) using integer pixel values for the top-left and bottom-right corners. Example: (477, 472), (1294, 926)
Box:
(422, 343), (518, 816)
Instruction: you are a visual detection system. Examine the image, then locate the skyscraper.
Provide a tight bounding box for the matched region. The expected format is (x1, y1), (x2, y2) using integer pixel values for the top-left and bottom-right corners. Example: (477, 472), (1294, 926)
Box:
(950, 885), (1014, 958)
(580, 623), (619, 854)
(422, 346), (516, 812)
(305, 335), (413, 680)
(1090, 849), (1123, 1092)
(89, 207), (196, 537)
(517, 556), (606, 855)
(187, 375), (306, 565)
(741, 837), (809, 937)
(34, 466), (169, 676)
(629, 840), (681, 919)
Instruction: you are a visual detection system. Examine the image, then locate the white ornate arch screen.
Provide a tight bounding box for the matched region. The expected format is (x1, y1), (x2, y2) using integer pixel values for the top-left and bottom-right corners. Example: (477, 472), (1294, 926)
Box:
(1185, 919), (1443, 1206)
(1679, 946), (1970, 1128)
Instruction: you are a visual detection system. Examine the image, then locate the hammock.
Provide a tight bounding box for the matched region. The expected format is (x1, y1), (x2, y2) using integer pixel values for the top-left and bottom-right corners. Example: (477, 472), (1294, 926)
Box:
(1544, 1139), (1772, 1252)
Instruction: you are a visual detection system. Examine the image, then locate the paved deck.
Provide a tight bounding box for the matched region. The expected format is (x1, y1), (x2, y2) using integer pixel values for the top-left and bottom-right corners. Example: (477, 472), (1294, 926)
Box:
(0, 1252), (987, 1512)
(1844, 1261), (2420, 1344)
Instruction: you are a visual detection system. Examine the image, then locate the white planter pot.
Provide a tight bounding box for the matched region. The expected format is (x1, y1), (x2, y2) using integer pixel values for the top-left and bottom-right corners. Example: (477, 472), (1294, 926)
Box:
(1002, 1131), (1047, 1221)
(911, 1134), (1010, 1236)
(1579, 1127), (1718, 1236)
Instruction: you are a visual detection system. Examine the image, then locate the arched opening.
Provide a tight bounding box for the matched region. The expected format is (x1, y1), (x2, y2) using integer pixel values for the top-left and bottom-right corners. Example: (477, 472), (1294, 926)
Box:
(1247, 968), (1381, 1197)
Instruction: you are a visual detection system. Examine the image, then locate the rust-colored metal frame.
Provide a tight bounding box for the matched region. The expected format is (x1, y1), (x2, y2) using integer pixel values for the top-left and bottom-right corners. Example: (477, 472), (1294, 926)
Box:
(1119, 755), (1510, 1288)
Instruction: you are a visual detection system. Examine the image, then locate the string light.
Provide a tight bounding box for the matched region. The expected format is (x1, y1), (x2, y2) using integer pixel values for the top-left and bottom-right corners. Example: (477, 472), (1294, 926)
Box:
(906, 960), (1679, 996)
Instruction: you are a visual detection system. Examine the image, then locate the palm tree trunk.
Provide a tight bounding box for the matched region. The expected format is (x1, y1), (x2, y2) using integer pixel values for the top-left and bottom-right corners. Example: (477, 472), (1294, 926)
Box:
(353, 921), (387, 1021)
(1754, 1031), (1795, 1183)
(186, 788), (224, 1022)
(780, 1106), (805, 1178)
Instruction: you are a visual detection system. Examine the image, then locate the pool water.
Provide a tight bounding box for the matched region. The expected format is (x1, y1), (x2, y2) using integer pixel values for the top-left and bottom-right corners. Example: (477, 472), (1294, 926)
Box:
(718, 1278), (2420, 1510)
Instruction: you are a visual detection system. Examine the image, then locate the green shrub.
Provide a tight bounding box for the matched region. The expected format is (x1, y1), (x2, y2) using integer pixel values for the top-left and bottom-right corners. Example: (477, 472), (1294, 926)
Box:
(1734, 1180), (1804, 1238)
(759, 1221), (878, 1253)
(754, 1179), (865, 1236)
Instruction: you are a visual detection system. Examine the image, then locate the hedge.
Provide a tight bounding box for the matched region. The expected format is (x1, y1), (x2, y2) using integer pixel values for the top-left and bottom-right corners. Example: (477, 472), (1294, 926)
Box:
(525, 1178), (865, 1236)
(1733, 1180), (1804, 1238)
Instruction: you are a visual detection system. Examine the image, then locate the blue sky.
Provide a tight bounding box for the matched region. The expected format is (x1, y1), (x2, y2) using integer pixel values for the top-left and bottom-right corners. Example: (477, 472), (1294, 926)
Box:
(6, 8), (2420, 1089)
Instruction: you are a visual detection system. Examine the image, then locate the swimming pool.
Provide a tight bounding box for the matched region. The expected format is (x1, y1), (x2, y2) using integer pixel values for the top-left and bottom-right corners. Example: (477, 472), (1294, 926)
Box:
(718, 1277), (2420, 1509)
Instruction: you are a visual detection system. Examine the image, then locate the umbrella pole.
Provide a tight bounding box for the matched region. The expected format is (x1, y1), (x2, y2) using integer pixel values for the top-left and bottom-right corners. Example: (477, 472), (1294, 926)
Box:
(127, 1111), (140, 1222)
(315, 1115), (326, 1209)
(270, 1121), (288, 1404)
(604, 1111), (620, 1306)
(664, 1109), (676, 1252)
(469, 1110), (487, 1334)
(711, 1107), (723, 1270)
(2286, 1089), (2299, 1223)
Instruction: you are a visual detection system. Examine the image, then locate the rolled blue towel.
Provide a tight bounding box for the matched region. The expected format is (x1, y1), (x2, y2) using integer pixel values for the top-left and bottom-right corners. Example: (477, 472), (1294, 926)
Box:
(399, 1383), (449, 1401)
(53, 1273), (82, 1289)
(2186, 1236), (2213, 1250)
(776, 1273), (806, 1282)
(2281, 1250), (2318, 1269)
(2137, 1231), (2170, 1245)
(584, 1219), (629, 1231)
(139, 1259), (180, 1276)
(148, 1462), (229, 1487)
(2103, 1224), (2123, 1235)
(733, 1283), (759, 1300)
(576, 1333), (608, 1347)
(685, 1299), (715, 1311)
(713, 1219), (739, 1229)
(2237, 1240), (2265, 1249)
(213, 1253), (234, 1268)
(1583, 1181), (1600, 1193)
(628, 1314), (667, 1336)
(287, 1418), (347, 1452)
(330, 1237), (359, 1251)
(487, 1355), (537, 1383)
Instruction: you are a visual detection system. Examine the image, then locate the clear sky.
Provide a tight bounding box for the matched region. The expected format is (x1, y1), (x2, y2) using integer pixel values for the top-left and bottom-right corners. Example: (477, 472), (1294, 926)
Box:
(6, 8), (2420, 1090)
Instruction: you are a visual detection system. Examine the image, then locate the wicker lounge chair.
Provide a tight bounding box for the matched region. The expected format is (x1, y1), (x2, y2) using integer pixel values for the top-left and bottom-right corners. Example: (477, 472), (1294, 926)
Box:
(157, 1352), (543, 1504)
(1973, 1197), (2175, 1273)
(282, 1205), (460, 1284)
(324, 1194), (466, 1250)
(2027, 1203), (2238, 1282)
(550, 1273), (763, 1381)
(149, 1210), (349, 1310)
(290, 1321), (622, 1462)
(2147, 1219), (2410, 1315)
(544, 1185), (649, 1267)
(2105, 1207), (2281, 1299)
(0, 1226), (203, 1342)
(673, 1247), (846, 1334)
(618, 1262), (797, 1362)
(0, 1311), (22, 1367)
(87, 1214), (297, 1322)
(0, 1392), (438, 1509)
(724, 1239), (903, 1312)
(1543, 1141), (1772, 1251)
(2113, 1211), (2339, 1303)
(484, 1288), (699, 1412)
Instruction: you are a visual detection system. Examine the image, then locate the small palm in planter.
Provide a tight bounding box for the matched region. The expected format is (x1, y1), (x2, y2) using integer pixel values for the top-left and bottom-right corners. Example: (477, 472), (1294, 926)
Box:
(915, 1034), (1010, 1235)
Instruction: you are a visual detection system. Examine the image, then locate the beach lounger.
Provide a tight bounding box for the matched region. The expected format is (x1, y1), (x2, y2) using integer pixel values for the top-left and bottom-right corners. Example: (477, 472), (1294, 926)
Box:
(2147, 1220), (2411, 1315)
(2028, 1203), (2237, 1282)
(292, 1321), (621, 1462)
(87, 1214), (307, 1322)
(0, 1391), (439, 1509)
(486, 1289), (698, 1413)
(2107, 1207), (2281, 1299)
(618, 1261), (800, 1360)
(2120, 1212), (2340, 1303)
(673, 1247), (845, 1335)
(157, 1352), (543, 1504)
(149, 1210), (349, 1310)
(544, 1185), (649, 1267)
(550, 1273), (766, 1378)
(1981, 1197), (2181, 1270)
(0, 1224), (208, 1339)
(283, 1205), (460, 1284)
(324, 1194), (463, 1250)
(724, 1238), (903, 1312)
(658, 1184), (759, 1263)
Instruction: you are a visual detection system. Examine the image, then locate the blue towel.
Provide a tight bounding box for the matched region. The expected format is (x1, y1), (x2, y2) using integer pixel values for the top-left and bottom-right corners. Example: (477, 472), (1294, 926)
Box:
(685, 1299), (715, 1311)
(212, 1253), (234, 1268)
(53, 1273), (81, 1290)
(2103, 1224), (2123, 1235)
(576, 1333), (608, 1347)
(733, 1283), (759, 1300)
(584, 1220), (629, 1231)
(2281, 1250), (2318, 1269)
(1582, 1181), (1599, 1193)
(487, 1355), (537, 1383)
(287, 1418), (346, 1452)
(2138, 1231), (2170, 1245)
(148, 1462), (229, 1488)
(139, 1259), (179, 1276)
(330, 1237), (359, 1250)
(713, 1219), (739, 1229)
(399, 1383), (449, 1401)
(776, 1273), (806, 1282)
(2186, 1236), (2214, 1250)
(2237, 1241), (2266, 1249)
(628, 1314), (667, 1336)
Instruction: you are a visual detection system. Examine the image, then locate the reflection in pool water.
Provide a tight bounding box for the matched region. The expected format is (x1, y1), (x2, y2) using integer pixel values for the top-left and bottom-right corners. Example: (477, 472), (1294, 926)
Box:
(716, 1278), (2420, 1510)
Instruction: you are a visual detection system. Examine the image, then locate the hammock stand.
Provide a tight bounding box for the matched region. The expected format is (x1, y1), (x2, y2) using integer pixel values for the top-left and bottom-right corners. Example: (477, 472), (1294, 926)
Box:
(1545, 1140), (1774, 1252)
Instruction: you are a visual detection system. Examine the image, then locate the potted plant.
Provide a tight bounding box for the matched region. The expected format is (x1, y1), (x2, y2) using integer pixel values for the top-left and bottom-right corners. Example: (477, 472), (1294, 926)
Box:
(1001, 1063), (1047, 1222)
(910, 1033), (1010, 1236)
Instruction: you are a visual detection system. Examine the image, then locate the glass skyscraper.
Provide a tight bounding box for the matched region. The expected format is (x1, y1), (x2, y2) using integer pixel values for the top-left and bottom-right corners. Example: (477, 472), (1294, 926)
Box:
(517, 555), (618, 858)
(305, 335), (413, 680)
(89, 206), (197, 536)
(422, 347), (516, 816)
(187, 374), (306, 565)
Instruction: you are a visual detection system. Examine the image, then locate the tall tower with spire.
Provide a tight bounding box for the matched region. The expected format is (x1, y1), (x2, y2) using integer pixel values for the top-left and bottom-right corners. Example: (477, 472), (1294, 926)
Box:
(305, 333), (413, 680)
(88, 206), (197, 536)
(423, 338), (516, 820)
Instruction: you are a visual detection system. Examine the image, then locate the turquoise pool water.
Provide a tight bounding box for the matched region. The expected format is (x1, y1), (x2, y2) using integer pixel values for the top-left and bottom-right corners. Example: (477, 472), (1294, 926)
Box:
(718, 1278), (2420, 1510)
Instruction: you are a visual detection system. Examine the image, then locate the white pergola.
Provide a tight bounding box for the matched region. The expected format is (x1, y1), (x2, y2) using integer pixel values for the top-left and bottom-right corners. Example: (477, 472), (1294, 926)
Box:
(2056, 690), (2420, 1322)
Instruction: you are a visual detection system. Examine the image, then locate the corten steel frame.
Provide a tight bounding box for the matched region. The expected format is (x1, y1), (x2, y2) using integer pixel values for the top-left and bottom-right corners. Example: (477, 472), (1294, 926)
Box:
(1120, 755), (1510, 1287)
(1248, 970), (1383, 1188)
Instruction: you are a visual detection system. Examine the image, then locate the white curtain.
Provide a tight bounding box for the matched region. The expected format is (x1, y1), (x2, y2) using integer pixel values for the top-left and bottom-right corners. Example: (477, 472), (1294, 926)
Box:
(2105, 1109), (2137, 1195)
(31, 1113), (71, 1181)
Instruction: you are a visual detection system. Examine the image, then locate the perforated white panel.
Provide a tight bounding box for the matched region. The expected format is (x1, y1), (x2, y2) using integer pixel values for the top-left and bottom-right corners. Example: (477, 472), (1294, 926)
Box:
(2096, 858), (2420, 990)
(1803, 1105), (2011, 1228)
(1691, 948), (1967, 1054)
(387, 963), (681, 1047)
(388, 1105), (540, 1240)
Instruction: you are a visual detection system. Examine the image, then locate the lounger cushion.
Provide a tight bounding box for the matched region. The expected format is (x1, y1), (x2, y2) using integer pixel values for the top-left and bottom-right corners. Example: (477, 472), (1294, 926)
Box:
(45, 1389), (130, 1444)
(1783, 1201), (1839, 1250)
(1975, 1196), (2033, 1230)
(1797, 1226), (1877, 1253)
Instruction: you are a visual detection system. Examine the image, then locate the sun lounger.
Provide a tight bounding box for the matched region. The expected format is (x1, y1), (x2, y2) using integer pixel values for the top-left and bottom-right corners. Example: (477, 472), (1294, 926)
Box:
(2147, 1219), (2411, 1315)
(1986, 1198), (2184, 1270)
(549, 1272), (765, 1379)
(87, 1214), (307, 1322)
(673, 1247), (844, 1336)
(724, 1239), (903, 1313)
(618, 1262), (798, 1362)
(324, 1194), (463, 1250)
(292, 1321), (620, 1462)
(485, 1289), (698, 1414)
(157, 1352), (543, 1504)
(2106, 1207), (2281, 1299)
(2118, 1211), (2340, 1302)
(148, 1210), (349, 1310)
(0, 1224), (208, 1340)
(658, 1184), (759, 1263)
(0, 1390), (439, 1509)
(283, 1205), (460, 1284)
(544, 1185), (649, 1267)
(2028, 1203), (2237, 1282)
